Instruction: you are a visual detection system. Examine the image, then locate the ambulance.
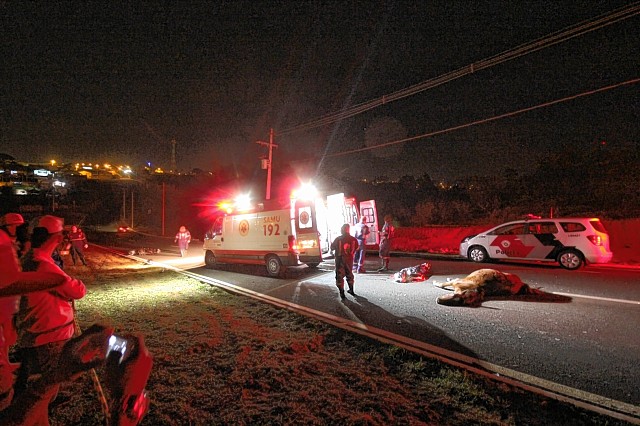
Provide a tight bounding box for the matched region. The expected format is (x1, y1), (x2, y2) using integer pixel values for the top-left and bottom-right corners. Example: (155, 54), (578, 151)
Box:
(203, 195), (322, 277)
(202, 188), (378, 277)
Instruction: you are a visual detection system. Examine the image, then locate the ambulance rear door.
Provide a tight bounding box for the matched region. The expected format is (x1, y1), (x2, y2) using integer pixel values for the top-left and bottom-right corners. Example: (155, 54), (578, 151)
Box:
(359, 200), (379, 248)
(326, 193), (347, 247)
(292, 198), (322, 266)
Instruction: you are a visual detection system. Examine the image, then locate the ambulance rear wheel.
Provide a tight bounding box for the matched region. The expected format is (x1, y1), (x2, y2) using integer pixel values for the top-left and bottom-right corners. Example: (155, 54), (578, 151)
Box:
(265, 255), (284, 277)
(204, 250), (217, 269)
(306, 263), (319, 268)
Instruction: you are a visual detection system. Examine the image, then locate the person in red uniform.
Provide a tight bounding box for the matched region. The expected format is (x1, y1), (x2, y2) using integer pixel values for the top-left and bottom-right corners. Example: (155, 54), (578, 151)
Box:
(1, 215), (152, 425)
(377, 215), (395, 272)
(174, 225), (191, 257)
(12, 215), (86, 423)
(67, 225), (88, 266)
(0, 213), (64, 412)
(330, 223), (359, 299)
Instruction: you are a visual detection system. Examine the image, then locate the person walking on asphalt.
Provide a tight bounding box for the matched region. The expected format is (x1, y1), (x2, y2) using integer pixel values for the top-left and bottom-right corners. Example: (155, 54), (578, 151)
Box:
(331, 223), (358, 299)
(377, 215), (395, 272)
(67, 225), (88, 266)
(175, 226), (191, 257)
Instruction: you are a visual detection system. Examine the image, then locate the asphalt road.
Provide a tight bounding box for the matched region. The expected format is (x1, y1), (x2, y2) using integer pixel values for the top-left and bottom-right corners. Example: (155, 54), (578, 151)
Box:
(104, 234), (640, 411)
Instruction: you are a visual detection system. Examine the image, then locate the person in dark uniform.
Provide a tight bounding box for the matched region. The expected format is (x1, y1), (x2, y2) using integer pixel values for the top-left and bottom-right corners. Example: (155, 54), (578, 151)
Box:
(67, 225), (88, 266)
(330, 223), (358, 299)
(352, 216), (370, 273)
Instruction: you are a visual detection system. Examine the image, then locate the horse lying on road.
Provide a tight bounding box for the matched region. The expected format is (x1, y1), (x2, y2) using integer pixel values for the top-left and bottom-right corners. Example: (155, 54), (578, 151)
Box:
(433, 268), (544, 307)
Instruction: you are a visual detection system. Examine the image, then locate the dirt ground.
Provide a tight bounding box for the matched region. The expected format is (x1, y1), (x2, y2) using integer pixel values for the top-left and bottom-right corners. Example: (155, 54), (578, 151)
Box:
(41, 249), (632, 425)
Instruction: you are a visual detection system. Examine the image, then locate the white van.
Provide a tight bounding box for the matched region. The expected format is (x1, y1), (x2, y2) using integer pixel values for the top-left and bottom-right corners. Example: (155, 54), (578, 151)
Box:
(459, 217), (613, 270)
(203, 198), (321, 277)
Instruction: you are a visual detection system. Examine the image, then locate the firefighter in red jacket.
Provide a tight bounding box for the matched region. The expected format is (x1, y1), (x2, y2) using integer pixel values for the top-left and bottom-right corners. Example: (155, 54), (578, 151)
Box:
(330, 223), (359, 299)
(0, 213), (64, 411)
(13, 216), (86, 423)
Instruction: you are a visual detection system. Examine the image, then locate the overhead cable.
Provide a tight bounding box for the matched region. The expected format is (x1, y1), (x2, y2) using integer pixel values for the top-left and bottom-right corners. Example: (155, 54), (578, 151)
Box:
(278, 3), (640, 136)
(293, 77), (639, 160)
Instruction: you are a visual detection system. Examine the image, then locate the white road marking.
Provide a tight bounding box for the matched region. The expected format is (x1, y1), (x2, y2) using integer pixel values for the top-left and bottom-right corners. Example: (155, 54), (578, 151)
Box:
(552, 292), (640, 305)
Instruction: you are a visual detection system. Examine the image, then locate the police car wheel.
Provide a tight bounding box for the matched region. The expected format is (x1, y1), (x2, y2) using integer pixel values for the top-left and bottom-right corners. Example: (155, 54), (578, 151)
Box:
(265, 255), (283, 277)
(204, 251), (217, 269)
(558, 249), (583, 270)
(468, 246), (488, 263)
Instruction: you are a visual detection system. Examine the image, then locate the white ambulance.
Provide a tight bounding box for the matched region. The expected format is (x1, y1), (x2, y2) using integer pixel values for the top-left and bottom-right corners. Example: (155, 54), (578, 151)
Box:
(203, 196), (322, 277)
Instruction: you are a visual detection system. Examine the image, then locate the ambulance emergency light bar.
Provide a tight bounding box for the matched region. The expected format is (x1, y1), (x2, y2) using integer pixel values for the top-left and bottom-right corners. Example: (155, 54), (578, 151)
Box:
(290, 183), (318, 200)
(216, 193), (253, 214)
(218, 183), (316, 215)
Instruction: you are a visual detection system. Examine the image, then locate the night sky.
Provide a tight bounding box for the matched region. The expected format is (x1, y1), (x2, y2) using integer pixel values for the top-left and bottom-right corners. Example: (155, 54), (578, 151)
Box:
(2, 1), (638, 182)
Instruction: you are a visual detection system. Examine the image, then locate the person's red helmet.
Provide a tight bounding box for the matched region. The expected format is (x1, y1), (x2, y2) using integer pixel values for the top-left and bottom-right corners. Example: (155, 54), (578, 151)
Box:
(0, 213), (25, 226)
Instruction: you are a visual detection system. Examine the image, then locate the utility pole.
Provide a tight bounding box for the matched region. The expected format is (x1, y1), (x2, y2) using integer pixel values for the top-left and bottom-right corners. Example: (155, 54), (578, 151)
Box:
(256, 128), (278, 200)
(170, 139), (177, 172)
(122, 189), (126, 222)
(131, 190), (134, 228)
(161, 182), (166, 236)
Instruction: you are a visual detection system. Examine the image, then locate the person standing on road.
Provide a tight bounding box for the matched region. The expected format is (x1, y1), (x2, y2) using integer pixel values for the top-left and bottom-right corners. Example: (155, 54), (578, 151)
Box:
(377, 215), (395, 272)
(13, 215), (86, 422)
(67, 225), (88, 266)
(175, 225), (191, 257)
(331, 223), (359, 299)
(353, 216), (370, 273)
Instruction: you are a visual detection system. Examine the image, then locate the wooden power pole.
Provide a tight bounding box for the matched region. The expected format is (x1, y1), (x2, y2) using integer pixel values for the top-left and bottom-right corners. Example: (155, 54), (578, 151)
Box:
(256, 128), (278, 200)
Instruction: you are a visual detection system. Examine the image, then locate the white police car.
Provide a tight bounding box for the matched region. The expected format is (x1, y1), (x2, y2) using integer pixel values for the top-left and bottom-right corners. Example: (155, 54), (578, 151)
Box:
(459, 217), (613, 270)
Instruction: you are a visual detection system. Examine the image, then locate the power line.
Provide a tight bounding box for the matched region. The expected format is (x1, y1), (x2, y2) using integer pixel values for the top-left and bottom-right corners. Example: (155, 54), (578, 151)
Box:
(292, 77), (638, 160)
(277, 3), (640, 136)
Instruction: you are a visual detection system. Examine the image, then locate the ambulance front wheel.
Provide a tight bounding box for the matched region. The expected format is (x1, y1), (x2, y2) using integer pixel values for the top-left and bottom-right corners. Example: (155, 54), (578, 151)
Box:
(265, 255), (284, 277)
(204, 250), (217, 269)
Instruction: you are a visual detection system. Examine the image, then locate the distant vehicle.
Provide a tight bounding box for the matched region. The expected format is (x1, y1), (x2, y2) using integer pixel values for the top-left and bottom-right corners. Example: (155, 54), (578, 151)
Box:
(116, 224), (136, 238)
(459, 217), (613, 270)
(12, 186), (28, 195)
